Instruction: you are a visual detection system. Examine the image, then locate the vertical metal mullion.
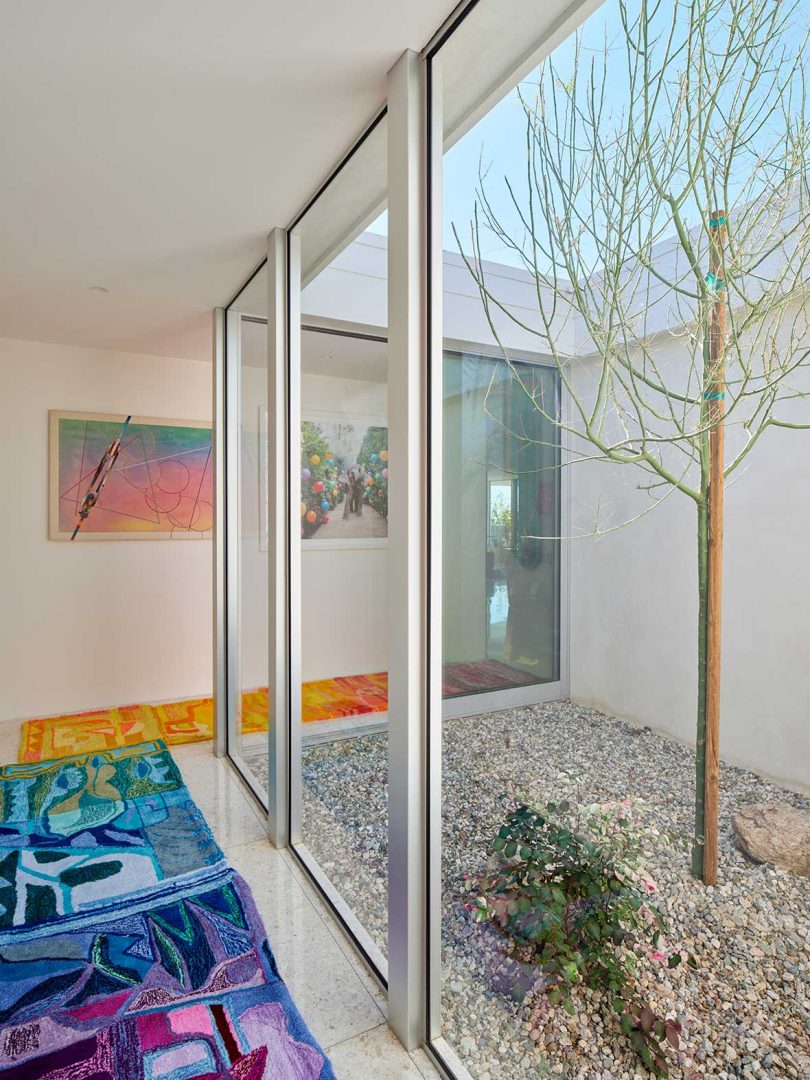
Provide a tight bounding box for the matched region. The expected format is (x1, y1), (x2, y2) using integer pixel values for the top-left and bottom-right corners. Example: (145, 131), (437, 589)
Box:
(287, 231), (304, 845)
(267, 230), (290, 847)
(213, 308), (227, 759)
(224, 312), (241, 762)
(424, 52), (444, 1044)
(387, 48), (427, 1052)
(559, 388), (572, 697)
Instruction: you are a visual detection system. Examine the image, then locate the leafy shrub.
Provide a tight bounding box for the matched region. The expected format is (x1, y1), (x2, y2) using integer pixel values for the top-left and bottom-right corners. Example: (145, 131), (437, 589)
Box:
(468, 796), (695, 1076)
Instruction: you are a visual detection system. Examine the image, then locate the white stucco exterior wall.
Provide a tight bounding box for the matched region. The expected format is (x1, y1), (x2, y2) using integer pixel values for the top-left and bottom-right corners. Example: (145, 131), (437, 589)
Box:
(567, 332), (810, 790)
(307, 231), (810, 787)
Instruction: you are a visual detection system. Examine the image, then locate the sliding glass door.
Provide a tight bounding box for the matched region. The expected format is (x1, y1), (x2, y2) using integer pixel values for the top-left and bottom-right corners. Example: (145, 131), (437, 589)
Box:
(442, 350), (561, 713)
(431, 348), (564, 1077)
(215, 0), (809, 1071)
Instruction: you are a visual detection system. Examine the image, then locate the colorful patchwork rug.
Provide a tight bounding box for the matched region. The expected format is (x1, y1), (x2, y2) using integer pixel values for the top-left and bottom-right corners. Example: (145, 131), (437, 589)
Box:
(0, 740), (336, 1079)
(19, 661), (539, 763)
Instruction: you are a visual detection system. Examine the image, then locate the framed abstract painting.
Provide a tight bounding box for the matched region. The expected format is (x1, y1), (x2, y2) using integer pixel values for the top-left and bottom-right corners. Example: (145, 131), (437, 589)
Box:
(49, 410), (213, 540)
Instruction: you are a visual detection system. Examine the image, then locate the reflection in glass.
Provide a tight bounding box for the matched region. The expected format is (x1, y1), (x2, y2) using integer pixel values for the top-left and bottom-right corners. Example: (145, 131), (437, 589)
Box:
(292, 119), (390, 961)
(437, 349), (562, 1078)
(443, 352), (559, 698)
(231, 314), (270, 798)
(297, 325), (389, 957)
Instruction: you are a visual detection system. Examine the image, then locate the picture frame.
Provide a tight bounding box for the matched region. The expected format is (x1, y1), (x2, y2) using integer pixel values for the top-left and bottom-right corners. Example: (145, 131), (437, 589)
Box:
(49, 410), (213, 541)
(300, 412), (388, 549)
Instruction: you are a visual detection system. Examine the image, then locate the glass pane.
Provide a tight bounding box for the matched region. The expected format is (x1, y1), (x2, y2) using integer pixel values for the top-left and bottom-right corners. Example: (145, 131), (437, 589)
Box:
(225, 268), (270, 799)
(433, 0), (810, 1077)
(443, 351), (560, 698)
(236, 315), (269, 797)
(434, 2), (573, 1075)
(294, 119), (389, 959)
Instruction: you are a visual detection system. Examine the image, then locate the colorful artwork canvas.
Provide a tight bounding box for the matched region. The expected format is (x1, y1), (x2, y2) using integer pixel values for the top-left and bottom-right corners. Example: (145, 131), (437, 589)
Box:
(300, 415), (388, 544)
(50, 410), (213, 540)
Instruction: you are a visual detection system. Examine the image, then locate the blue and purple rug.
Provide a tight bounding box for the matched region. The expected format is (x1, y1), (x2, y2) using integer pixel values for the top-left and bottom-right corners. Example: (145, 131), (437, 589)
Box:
(0, 740), (336, 1078)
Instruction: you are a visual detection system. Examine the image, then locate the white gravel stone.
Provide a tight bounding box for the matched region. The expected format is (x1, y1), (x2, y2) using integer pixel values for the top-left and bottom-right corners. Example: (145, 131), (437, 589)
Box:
(245, 701), (810, 1079)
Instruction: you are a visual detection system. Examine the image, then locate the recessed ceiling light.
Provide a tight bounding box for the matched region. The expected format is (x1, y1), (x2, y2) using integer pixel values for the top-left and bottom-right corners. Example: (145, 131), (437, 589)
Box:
(89, 285), (109, 293)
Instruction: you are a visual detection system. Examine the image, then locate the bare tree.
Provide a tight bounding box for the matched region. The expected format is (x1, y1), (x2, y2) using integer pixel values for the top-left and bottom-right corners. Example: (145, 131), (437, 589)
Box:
(458, 0), (810, 883)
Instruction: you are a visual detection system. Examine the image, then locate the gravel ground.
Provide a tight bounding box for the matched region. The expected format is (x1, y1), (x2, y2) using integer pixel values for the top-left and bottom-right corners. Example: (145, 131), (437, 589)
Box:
(246, 701), (810, 1079)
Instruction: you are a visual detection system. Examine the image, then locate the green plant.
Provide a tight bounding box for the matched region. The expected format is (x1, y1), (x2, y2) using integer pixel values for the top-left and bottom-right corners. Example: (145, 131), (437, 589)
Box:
(489, 491), (513, 547)
(468, 797), (696, 1076)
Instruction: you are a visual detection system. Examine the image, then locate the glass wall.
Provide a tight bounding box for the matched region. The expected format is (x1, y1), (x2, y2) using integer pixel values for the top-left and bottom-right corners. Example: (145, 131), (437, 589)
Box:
(290, 118), (389, 967)
(215, 2), (810, 1075)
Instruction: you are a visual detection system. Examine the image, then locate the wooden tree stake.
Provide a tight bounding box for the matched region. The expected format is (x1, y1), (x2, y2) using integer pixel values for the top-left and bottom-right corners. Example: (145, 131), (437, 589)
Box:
(703, 209), (727, 886)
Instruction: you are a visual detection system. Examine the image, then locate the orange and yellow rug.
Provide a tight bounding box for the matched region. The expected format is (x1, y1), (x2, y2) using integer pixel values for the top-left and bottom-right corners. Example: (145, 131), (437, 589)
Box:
(18, 660), (537, 763)
(19, 672), (389, 763)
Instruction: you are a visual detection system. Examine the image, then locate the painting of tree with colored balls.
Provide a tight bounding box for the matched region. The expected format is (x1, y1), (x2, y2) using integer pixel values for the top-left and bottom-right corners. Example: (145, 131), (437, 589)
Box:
(301, 415), (388, 544)
(50, 410), (213, 540)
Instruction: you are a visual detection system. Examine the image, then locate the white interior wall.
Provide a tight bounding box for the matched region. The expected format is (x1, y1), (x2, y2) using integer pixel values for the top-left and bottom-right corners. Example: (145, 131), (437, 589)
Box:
(0, 336), (212, 726)
(300, 372), (389, 683)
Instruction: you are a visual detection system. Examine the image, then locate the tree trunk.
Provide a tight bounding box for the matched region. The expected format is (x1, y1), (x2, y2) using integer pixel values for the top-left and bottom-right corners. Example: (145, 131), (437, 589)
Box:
(692, 497), (709, 878)
(704, 404), (724, 885)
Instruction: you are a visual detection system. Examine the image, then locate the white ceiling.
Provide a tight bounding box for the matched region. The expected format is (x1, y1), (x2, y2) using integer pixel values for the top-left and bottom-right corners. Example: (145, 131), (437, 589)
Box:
(0, 0), (455, 361)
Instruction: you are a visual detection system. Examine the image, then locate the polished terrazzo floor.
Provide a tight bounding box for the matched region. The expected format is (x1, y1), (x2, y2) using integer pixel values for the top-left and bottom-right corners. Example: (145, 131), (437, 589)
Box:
(0, 722), (440, 1080)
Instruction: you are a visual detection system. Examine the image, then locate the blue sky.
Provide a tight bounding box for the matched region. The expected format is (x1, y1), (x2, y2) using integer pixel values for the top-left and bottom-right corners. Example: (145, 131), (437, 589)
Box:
(366, 86), (528, 264)
(369, 0), (631, 267)
(368, 0), (808, 273)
